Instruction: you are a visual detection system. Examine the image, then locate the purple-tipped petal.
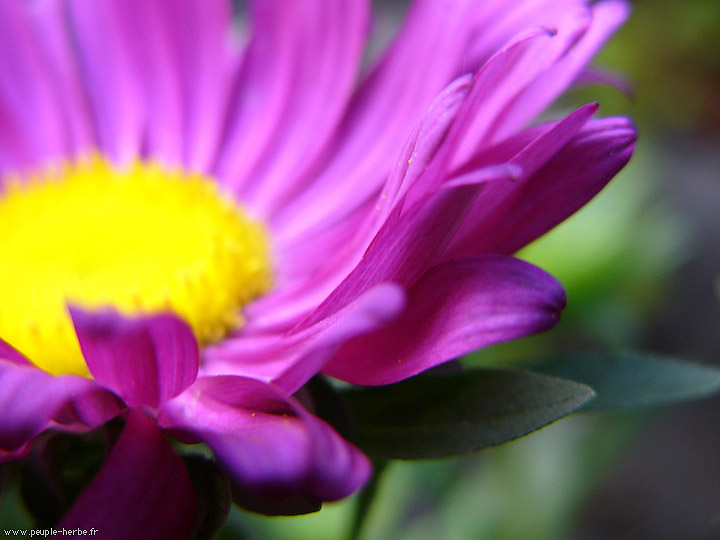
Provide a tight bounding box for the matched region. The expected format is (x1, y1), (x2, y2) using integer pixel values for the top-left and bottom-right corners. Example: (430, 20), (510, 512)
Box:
(487, 0), (630, 142)
(0, 360), (109, 453)
(160, 376), (371, 512)
(259, 30), (593, 335)
(54, 385), (125, 431)
(60, 410), (197, 540)
(446, 116), (637, 258)
(70, 307), (199, 410)
(324, 255), (566, 385)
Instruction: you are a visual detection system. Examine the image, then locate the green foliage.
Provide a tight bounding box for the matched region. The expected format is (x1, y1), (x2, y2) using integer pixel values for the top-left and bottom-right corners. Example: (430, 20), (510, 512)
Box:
(532, 351), (720, 411)
(341, 369), (595, 460)
(183, 455), (232, 540)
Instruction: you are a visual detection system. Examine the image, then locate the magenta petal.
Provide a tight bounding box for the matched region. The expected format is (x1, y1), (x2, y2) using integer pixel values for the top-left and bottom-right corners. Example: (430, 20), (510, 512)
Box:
(70, 307), (199, 410)
(0, 443), (31, 464)
(0, 360), (104, 452)
(447, 116), (636, 257)
(108, 0), (183, 164)
(488, 1), (630, 142)
(60, 410), (197, 540)
(30, 0), (95, 158)
(203, 283), (405, 393)
(253, 75), (473, 334)
(221, 0), (370, 215)
(323, 255), (566, 385)
(302, 181), (486, 327)
(0, 0), (68, 169)
(0, 337), (32, 366)
(64, 0), (144, 164)
(162, 0), (238, 171)
(160, 376), (371, 509)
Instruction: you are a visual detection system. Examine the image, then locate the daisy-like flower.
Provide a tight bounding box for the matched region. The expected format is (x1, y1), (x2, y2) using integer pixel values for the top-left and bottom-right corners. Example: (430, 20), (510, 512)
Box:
(0, 0), (636, 535)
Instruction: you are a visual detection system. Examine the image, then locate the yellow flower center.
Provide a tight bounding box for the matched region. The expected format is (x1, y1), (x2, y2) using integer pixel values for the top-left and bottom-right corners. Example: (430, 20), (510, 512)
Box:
(0, 156), (272, 376)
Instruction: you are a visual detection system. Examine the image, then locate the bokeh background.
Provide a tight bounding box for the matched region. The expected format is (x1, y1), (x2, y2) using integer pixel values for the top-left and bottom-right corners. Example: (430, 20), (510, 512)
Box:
(1, 1), (717, 538)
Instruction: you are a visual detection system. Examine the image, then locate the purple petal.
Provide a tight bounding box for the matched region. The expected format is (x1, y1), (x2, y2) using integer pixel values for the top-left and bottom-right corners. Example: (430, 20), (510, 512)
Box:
(271, 0), (586, 237)
(29, 0), (95, 158)
(446, 116), (637, 257)
(323, 255), (566, 385)
(0, 337), (32, 366)
(64, 0), (144, 164)
(0, 0), (68, 170)
(248, 75), (473, 334)
(0, 360), (113, 453)
(0, 443), (30, 464)
(257, 30), (585, 335)
(70, 307), (199, 410)
(203, 283), (406, 393)
(107, 0), (184, 164)
(297, 35), (549, 320)
(218, 0), (369, 212)
(160, 376), (371, 512)
(487, 1), (630, 143)
(159, 0), (239, 170)
(300, 172), (510, 329)
(60, 410), (197, 540)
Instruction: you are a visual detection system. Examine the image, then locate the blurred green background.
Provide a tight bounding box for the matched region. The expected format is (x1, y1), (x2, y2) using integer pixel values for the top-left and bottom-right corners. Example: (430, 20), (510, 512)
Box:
(217, 1), (720, 539)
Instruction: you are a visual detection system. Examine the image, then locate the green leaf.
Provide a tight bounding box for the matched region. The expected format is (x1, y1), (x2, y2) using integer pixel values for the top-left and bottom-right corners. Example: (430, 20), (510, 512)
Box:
(304, 375), (357, 443)
(532, 351), (720, 411)
(20, 426), (115, 527)
(341, 369), (595, 460)
(183, 455), (232, 540)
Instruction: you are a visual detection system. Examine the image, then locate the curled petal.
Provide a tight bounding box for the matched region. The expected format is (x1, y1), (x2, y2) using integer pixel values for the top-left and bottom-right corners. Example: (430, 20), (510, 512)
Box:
(0, 360), (114, 453)
(160, 376), (371, 514)
(487, 0), (631, 142)
(324, 255), (566, 385)
(70, 307), (199, 410)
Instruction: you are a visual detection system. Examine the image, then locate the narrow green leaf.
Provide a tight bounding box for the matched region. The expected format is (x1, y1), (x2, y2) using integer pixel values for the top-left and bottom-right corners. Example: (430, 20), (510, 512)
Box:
(341, 369), (595, 460)
(532, 351), (720, 411)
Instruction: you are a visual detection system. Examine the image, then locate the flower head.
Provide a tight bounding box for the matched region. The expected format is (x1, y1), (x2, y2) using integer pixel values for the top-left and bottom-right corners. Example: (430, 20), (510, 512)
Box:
(0, 0), (635, 533)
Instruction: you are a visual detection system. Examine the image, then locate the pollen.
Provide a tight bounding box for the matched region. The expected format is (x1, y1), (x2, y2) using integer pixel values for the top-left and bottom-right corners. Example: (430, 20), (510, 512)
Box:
(0, 156), (272, 376)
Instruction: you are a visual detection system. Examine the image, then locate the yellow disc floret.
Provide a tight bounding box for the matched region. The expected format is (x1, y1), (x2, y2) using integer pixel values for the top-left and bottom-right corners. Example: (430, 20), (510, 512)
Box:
(0, 156), (272, 376)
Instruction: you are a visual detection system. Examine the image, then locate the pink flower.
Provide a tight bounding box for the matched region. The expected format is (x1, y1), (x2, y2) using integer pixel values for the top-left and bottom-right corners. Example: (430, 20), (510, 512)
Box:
(0, 0), (635, 535)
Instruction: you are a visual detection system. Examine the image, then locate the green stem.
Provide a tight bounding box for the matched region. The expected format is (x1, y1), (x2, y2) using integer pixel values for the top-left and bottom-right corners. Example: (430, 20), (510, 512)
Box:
(348, 460), (388, 540)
